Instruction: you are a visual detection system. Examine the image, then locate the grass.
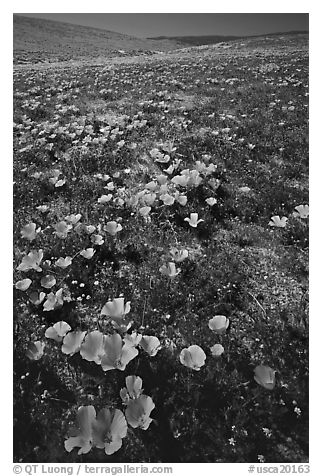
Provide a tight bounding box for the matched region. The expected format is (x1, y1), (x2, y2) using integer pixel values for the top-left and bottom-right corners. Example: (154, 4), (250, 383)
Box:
(13, 34), (309, 463)
(14, 15), (181, 64)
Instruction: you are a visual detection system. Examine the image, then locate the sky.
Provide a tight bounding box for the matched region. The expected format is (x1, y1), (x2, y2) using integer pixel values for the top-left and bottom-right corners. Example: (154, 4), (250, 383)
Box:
(16, 13), (309, 38)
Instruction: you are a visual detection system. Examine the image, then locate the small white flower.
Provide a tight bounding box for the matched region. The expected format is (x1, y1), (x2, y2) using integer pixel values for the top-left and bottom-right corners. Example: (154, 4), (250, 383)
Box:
(262, 427), (272, 438)
(294, 407), (302, 416)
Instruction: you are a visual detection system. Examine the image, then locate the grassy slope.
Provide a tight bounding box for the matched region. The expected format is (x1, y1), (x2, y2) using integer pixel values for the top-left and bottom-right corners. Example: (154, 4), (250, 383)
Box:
(14, 15), (181, 63)
(149, 31), (309, 47)
(148, 34), (241, 45)
(13, 35), (309, 463)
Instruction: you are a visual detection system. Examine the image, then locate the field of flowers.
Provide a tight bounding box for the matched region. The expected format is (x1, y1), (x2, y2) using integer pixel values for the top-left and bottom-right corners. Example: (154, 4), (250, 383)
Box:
(13, 36), (309, 463)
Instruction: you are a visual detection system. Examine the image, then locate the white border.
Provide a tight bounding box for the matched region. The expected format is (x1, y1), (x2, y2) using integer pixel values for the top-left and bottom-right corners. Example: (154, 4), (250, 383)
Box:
(5, 3), (318, 474)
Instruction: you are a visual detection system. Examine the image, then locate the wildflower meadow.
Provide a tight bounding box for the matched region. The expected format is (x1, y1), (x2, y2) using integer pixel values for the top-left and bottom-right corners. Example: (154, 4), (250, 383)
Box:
(13, 25), (309, 463)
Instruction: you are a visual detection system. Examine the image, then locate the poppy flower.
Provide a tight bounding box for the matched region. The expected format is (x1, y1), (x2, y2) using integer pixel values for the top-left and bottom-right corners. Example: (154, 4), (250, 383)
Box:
(49, 175), (61, 186)
(139, 206), (151, 217)
(126, 194), (139, 208)
(45, 321), (71, 342)
(137, 190), (147, 200)
(164, 164), (174, 174)
(184, 213), (204, 228)
(43, 288), (64, 312)
(208, 178), (220, 191)
(205, 197), (217, 206)
(40, 275), (56, 289)
(155, 174), (167, 186)
(65, 214), (82, 224)
(115, 197), (125, 207)
(36, 205), (49, 213)
(196, 160), (216, 175)
(174, 192), (187, 206)
(208, 315), (230, 334)
(142, 193), (156, 206)
(160, 140), (177, 154)
(101, 334), (138, 371)
(160, 194), (175, 206)
(120, 375), (143, 404)
(187, 170), (202, 187)
(171, 175), (189, 187)
(293, 204), (309, 219)
(239, 186), (251, 194)
(31, 171), (42, 179)
(80, 248), (96, 259)
(156, 154), (171, 164)
(159, 184), (168, 194)
(179, 345), (206, 371)
(62, 331), (87, 355)
(55, 256), (73, 268)
(65, 406), (96, 455)
(269, 216), (288, 228)
(86, 225), (96, 234)
(145, 181), (158, 191)
(15, 278), (32, 291)
(210, 343), (225, 357)
(104, 182), (115, 191)
(101, 297), (131, 325)
(80, 331), (105, 364)
(159, 262), (181, 278)
(194, 160), (207, 173)
(170, 248), (188, 263)
(55, 178), (66, 187)
(54, 221), (73, 238)
(150, 148), (164, 160)
(123, 332), (142, 348)
(26, 341), (45, 360)
(20, 223), (40, 241)
(125, 395), (155, 430)
(254, 365), (276, 390)
(49, 169), (61, 181)
(91, 234), (104, 245)
(98, 194), (112, 204)
(29, 291), (46, 305)
(104, 222), (122, 236)
(92, 408), (127, 455)
(17, 249), (44, 272)
(139, 335), (161, 356)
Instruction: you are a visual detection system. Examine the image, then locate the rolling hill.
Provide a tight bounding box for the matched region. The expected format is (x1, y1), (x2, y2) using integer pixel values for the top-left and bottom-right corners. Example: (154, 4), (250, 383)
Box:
(13, 15), (181, 64)
(149, 30), (309, 47)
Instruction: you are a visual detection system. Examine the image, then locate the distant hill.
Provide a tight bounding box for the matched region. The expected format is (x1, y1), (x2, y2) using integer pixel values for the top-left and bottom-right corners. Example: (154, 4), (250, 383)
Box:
(149, 35), (240, 46)
(149, 30), (309, 47)
(13, 15), (181, 64)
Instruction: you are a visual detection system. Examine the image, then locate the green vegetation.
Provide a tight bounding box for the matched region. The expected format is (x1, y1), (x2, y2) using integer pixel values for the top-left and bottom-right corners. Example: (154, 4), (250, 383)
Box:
(13, 34), (308, 463)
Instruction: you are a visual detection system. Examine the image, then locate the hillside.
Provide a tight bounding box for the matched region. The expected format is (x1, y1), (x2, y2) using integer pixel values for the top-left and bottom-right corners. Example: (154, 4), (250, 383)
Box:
(162, 32), (309, 58)
(149, 34), (240, 46)
(149, 30), (309, 47)
(13, 15), (181, 64)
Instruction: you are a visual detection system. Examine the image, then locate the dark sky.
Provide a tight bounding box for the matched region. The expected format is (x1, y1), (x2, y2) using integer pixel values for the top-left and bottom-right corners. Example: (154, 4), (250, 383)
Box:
(17, 13), (309, 38)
